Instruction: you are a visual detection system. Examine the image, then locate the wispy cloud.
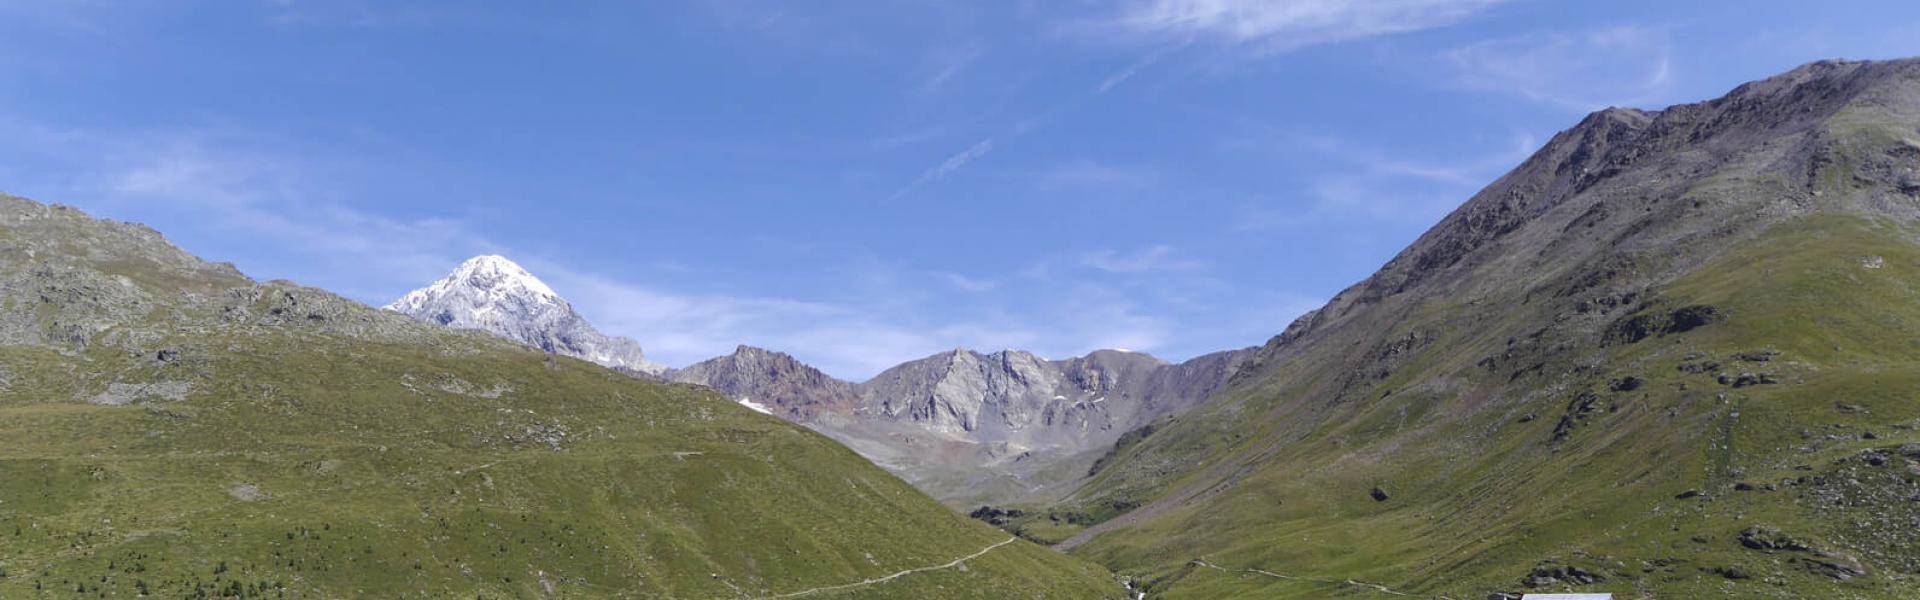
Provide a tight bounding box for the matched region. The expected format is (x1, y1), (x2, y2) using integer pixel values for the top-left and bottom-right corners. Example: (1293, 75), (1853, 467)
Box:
(529, 266), (924, 374)
(893, 137), (994, 198)
(0, 115), (1255, 379)
(1056, 283), (1172, 352)
(1032, 159), (1160, 191)
(1105, 0), (1512, 53)
(537, 263), (1193, 377)
(1285, 132), (1538, 186)
(1097, 64), (1145, 94)
(1440, 25), (1676, 110)
(867, 125), (950, 150)
(917, 43), (986, 94)
(1229, 131), (1539, 230)
(896, 0), (1509, 199)
(0, 1), (150, 37)
(941, 272), (999, 292)
(694, 0), (879, 56)
(1081, 245), (1205, 274)
(0, 121), (491, 298)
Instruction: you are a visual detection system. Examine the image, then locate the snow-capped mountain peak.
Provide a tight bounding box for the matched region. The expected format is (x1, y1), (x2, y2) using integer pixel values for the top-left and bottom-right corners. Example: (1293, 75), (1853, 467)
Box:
(386, 255), (666, 375)
(387, 255), (560, 316)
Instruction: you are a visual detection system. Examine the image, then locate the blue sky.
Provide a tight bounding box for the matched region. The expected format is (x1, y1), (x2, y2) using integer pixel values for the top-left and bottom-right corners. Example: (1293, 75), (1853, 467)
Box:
(3, 1), (1918, 378)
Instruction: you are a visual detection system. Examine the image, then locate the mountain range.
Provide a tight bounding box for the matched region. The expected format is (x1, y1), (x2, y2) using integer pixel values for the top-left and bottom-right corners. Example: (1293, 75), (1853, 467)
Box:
(388, 258), (1254, 507)
(10, 55), (1920, 599)
(675, 345), (1256, 507)
(0, 196), (1117, 598)
(377, 59), (1920, 598)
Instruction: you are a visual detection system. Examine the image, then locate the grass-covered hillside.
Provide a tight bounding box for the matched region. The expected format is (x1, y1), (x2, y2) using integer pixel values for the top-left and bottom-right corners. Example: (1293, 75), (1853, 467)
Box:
(0, 196), (1120, 598)
(1038, 59), (1920, 599)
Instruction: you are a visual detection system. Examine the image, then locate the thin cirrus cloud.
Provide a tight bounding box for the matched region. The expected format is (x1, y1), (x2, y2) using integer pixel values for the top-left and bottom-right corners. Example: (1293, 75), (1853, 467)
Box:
(916, 42), (986, 94)
(892, 137), (994, 198)
(538, 263), (1193, 377)
(1106, 0), (1514, 52)
(892, 0), (1513, 198)
(941, 272), (999, 293)
(1081, 244), (1205, 274)
(1, 121), (485, 300)
(1440, 25), (1678, 111)
(0, 115), (1222, 379)
(1229, 131), (1541, 231)
(1032, 159), (1160, 191)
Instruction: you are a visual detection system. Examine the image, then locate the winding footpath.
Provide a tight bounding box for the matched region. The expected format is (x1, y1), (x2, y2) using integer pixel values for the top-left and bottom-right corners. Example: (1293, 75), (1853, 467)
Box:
(752, 536), (1020, 599)
(1188, 560), (1456, 600)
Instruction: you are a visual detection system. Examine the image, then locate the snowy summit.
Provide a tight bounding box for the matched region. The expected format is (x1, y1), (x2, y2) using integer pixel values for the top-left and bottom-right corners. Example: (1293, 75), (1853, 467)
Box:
(386, 255), (665, 375)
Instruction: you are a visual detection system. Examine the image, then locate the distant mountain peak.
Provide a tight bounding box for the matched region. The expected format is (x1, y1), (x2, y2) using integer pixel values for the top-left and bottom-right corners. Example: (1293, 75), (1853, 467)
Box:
(452, 254), (558, 297)
(388, 255), (558, 316)
(386, 255), (665, 375)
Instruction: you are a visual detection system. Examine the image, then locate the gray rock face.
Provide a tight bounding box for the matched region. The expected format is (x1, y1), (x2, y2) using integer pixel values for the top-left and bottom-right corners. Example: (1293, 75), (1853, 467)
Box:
(669, 345), (861, 420)
(858, 347), (1248, 454)
(671, 343), (1254, 505)
(387, 255), (664, 375)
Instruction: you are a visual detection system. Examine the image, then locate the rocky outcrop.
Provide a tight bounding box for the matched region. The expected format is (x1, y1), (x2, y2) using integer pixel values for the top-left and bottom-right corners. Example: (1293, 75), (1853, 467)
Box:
(669, 345), (861, 420)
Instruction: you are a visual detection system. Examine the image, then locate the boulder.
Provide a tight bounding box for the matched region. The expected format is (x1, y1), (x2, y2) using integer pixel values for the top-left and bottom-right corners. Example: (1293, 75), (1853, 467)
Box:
(1738, 527), (1812, 552)
(1797, 553), (1868, 580)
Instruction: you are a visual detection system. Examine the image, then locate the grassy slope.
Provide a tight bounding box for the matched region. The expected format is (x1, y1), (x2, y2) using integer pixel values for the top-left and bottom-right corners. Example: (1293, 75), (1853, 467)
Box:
(1048, 64), (1920, 599)
(0, 200), (1119, 599)
(1082, 215), (1920, 599)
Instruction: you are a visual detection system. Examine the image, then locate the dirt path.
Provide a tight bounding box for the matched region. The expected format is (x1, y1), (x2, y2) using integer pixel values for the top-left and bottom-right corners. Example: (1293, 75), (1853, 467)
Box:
(1051, 465), (1229, 551)
(1053, 435), (1286, 551)
(1188, 560), (1455, 600)
(752, 536), (1020, 599)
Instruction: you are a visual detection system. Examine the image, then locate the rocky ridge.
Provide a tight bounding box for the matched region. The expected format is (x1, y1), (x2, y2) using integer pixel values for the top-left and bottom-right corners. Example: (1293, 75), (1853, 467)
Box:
(671, 344), (1256, 505)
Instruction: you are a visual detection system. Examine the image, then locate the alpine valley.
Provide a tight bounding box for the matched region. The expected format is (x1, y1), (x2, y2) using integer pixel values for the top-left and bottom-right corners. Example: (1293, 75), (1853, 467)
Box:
(6, 54), (1920, 600)
(390, 256), (1255, 508)
(395, 57), (1920, 598)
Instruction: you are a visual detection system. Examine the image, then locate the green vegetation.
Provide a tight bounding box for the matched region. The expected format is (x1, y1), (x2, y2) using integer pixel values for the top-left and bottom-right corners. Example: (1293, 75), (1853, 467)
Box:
(0, 197), (1120, 598)
(1066, 210), (1920, 600)
(1042, 61), (1920, 598)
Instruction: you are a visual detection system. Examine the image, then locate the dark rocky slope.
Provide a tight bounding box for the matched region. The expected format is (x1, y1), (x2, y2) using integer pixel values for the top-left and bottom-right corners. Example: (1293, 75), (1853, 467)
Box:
(1051, 58), (1920, 598)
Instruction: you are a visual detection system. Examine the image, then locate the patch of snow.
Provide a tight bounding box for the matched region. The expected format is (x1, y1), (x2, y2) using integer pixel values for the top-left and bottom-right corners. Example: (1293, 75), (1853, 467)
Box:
(738, 397), (774, 415)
